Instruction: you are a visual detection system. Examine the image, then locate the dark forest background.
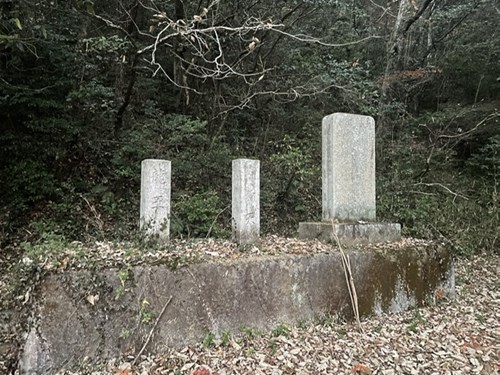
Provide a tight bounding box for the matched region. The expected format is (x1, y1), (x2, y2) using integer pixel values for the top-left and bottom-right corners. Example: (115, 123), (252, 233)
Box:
(1, 0), (498, 255)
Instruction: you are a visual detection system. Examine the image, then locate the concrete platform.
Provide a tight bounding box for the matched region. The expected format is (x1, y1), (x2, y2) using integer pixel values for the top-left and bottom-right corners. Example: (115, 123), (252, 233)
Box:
(21, 241), (453, 375)
(298, 221), (401, 244)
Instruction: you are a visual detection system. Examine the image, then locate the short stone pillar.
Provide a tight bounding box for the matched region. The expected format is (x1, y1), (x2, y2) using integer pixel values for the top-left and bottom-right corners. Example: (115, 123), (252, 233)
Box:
(140, 159), (171, 242)
(322, 113), (376, 221)
(232, 159), (260, 245)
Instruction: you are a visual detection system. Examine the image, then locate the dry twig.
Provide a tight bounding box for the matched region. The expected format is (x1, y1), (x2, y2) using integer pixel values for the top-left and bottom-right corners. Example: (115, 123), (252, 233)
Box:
(132, 295), (173, 367)
(414, 182), (469, 201)
(437, 112), (499, 140)
(331, 222), (363, 333)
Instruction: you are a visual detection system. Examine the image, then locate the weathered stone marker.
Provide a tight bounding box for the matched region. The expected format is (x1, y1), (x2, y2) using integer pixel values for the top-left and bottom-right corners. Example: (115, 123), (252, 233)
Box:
(140, 159), (171, 242)
(299, 113), (401, 244)
(232, 159), (260, 244)
(322, 113), (376, 221)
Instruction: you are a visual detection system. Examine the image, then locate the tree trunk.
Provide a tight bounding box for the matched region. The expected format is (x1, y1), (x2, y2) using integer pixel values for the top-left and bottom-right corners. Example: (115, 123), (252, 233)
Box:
(378, 0), (435, 133)
(114, 1), (142, 135)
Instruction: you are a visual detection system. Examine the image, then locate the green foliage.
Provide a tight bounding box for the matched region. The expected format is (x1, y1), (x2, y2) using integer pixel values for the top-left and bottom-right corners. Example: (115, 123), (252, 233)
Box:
(202, 332), (216, 348)
(239, 326), (262, 340)
(119, 329), (130, 339)
(244, 347), (256, 357)
(112, 113), (232, 184)
(139, 299), (156, 324)
(475, 313), (486, 324)
(115, 266), (133, 300)
(221, 330), (232, 346)
(319, 59), (380, 115)
(405, 309), (425, 334)
(171, 191), (229, 238)
(21, 230), (70, 260)
(0, 0), (498, 259)
(2, 160), (60, 210)
(435, 1), (500, 102)
(268, 339), (278, 355)
(467, 135), (500, 180)
(377, 108), (499, 256)
(271, 323), (291, 338)
(296, 319), (308, 330)
(68, 80), (116, 116)
(262, 136), (321, 234)
(317, 314), (339, 328)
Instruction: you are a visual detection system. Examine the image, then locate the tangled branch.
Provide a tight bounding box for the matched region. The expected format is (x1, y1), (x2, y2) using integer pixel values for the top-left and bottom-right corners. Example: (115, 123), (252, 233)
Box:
(91, 0), (380, 110)
(132, 2), (380, 92)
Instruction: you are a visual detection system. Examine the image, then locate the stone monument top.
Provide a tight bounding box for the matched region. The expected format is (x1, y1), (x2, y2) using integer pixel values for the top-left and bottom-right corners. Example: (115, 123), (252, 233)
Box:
(322, 113), (376, 221)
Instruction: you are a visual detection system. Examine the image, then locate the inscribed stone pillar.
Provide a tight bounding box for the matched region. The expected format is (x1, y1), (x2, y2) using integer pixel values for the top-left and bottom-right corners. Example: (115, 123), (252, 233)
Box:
(140, 159), (171, 242)
(232, 159), (260, 245)
(322, 113), (376, 221)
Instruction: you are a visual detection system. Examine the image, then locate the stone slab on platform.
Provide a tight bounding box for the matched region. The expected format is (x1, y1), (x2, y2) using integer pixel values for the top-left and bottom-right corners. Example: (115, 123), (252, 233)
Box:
(21, 241), (452, 375)
(322, 113), (376, 221)
(298, 222), (401, 244)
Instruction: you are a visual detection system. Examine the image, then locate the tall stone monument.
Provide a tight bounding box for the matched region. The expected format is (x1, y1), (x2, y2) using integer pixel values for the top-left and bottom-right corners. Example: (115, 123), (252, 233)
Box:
(140, 159), (171, 242)
(232, 159), (260, 245)
(299, 113), (400, 244)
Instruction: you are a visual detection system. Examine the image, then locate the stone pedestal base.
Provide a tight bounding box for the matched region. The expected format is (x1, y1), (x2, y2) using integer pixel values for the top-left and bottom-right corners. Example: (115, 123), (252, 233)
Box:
(20, 240), (454, 375)
(298, 221), (401, 244)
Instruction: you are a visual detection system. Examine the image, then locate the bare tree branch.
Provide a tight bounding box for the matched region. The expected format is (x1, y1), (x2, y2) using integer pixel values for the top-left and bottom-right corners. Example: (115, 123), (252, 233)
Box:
(270, 29), (381, 48)
(92, 1), (381, 111)
(404, 0), (434, 33)
(93, 13), (132, 39)
(414, 183), (469, 201)
(437, 112), (499, 140)
(213, 81), (351, 117)
(135, 11), (380, 84)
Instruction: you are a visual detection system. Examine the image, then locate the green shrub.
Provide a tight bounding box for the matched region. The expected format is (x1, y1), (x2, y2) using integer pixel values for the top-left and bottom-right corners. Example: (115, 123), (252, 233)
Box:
(171, 191), (229, 238)
(377, 128), (499, 256)
(262, 137), (321, 235)
(21, 223), (71, 260)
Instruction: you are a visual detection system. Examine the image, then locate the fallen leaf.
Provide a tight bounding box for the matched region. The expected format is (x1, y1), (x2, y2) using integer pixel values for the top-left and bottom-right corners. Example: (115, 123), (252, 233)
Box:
(86, 293), (99, 305)
(351, 363), (372, 374)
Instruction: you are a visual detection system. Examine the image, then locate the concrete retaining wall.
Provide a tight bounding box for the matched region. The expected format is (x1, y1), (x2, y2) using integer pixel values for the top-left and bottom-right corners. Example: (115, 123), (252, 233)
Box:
(20, 243), (454, 375)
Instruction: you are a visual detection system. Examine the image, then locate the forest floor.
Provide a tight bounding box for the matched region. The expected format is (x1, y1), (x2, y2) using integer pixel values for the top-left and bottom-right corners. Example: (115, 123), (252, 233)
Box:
(0, 240), (498, 375)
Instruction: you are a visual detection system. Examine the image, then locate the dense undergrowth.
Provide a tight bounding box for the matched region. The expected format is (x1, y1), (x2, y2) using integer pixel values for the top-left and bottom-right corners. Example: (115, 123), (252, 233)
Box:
(2, 103), (497, 257)
(0, 0), (498, 257)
